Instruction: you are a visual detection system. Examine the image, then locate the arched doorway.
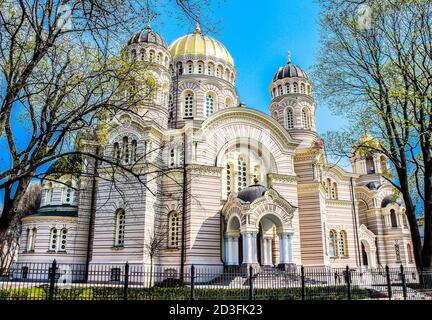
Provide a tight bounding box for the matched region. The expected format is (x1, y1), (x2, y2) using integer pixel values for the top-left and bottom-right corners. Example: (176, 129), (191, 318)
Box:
(361, 242), (369, 266)
(225, 216), (242, 266)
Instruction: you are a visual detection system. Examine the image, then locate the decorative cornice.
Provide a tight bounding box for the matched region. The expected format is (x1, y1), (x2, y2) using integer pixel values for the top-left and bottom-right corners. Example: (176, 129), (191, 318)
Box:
(267, 173), (298, 184)
(22, 216), (78, 223)
(325, 199), (354, 208)
(186, 164), (223, 177)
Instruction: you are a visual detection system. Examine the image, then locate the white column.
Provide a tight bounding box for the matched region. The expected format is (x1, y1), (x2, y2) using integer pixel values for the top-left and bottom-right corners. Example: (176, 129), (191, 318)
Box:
(225, 237), (232, 265)
(279, 233), (290, 264)
(251, 232), (258, 263)
(232, 237), (239, 265)
(266, 238), (273, 266)
(288, 234), (293, 263)
(242, 232), (249, 264)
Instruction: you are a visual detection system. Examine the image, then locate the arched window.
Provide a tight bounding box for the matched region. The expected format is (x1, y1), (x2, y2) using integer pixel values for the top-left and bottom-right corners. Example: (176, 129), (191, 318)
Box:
(49, 228), (58, 252)
(59, 228), (67, 252)
(44, 182), (53, 205)
(225, 97), (233, 109)
(302, 108), (311, 129)
(339, 231), (348, 256)
(131, 140), (137, 163)
(168, 94), (174, 119)
(380, 155), (387, 173)
(402, 212), (408, 228)
(390, 209), (398, 228)
(237, 156), (248, 191)
(293, 83), (298, 93)
(325, 178), (331, 199)
(253, 165), (261, 183)
(285, 83), (291, 94)
(205, 94), (215, 117)
(114, 209), (126, 247)
(63, 183), (74, 204)
(157, 52), (163, 64)
(366, 156), (375, 174)
(225, 69), (229, 80)
(278, 85), (283, 96)
(286, 108), (294, 129)
(216, 65), (223, 78)
(131, 49), (137, 61)
(207, 63), (214, 75)
(187, 61), (193, 74)
(329, 230), (337, 257)
(149, 50), (155, 62)
(113, 142), (120, 161)
(177, 62), (183, 75)
(123, 136), (130, 164)
(169, 148), (177, 168)
(307, 85), (311, 95)
(395, 244), (401, 262)
(272, 88), (276, 98)
(331, 182), (338, 199)
(139, 49), (145, 61)
(300, 83), (306, 94)
(407, 244), (413, 263)
(26, 228), (37, 252)
(183, 91), (194, 118)
(168, 211), (179, 248)
(197, 61), (204, 74)
(226, 163), (233, 194)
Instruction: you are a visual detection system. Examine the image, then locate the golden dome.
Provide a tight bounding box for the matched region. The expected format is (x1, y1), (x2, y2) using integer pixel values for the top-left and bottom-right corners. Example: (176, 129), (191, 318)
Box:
(169, 23), (234, 66)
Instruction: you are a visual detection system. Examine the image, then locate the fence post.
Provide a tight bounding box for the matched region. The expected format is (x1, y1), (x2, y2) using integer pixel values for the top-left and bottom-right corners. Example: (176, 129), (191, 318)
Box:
(385, 265), (392, 300)
(345, 266), (352, 301)
(123, 262), (129, 301)
(190, 265), (195, 300)
(301, 265), (305, 301)
(249, 266), (254, 300)
(48, 259), (57, 301)
(400, 264), (407, 300)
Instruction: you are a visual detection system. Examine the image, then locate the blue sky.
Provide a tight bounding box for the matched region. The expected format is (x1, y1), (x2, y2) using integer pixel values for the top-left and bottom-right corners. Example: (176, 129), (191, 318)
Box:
(156, 0), (348, 135)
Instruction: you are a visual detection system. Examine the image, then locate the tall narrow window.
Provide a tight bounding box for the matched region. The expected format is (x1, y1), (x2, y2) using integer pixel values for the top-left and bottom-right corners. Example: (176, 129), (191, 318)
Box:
(114, 209), (126, 247)
(339, 231), (348, 256)
(293, 83), (298, 93)
(177, 62), (183, 75)
(123, 136), (129, 164)
(286, 108), (294, 129)
(395, 244), (401, 262)
(184, 92), (194, 118)
(139, 49), (145, 61)
(59, 228), (67, 252)
(169, 148), (177, 168)
(187, 61), (193, 74)
(29, 228), (37, 251)
(149, 50), (155, 62)
(64, 182), (74, 204)
(278, 85), (283, 96)
(49, 228), (58, 252)
(44, 183), (53, 205)
(197, 61), (204, 74)
(237, 156), (248, 191)
(331, 182), (338, 199)
(300, 83), (306, 94)
(226, 163), (233, 195)
(205, 94), (215, 117)
(329, 230), (337, 257)
(285, 83), (291, 94)
(253, 165), (261, 183)
(325, 178), (331, 199)
(113, 142), (120, 161)
(225, 97), (233, 109)
(207, 63), (214, 75)
(390, 209), (398, 228)
(302, 108), (311, 129)
(131, 140), (137, 163)
(366, 156), (375, 174)
(168, 211), (179, 248)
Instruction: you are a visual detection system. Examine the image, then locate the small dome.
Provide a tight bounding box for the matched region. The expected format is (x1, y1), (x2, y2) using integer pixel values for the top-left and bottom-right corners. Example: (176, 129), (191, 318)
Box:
(366, 182), (381, 190)
(381, 195), (404, 208)
(169, 23), (234, 66)
(273, 62), (308, 82)
(237, 182), (267, 203)
(128, 26), (168, 49)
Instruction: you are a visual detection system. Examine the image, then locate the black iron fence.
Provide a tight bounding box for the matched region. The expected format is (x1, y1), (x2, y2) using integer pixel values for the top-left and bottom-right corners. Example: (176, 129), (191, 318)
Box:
(0, 261), (431, 300)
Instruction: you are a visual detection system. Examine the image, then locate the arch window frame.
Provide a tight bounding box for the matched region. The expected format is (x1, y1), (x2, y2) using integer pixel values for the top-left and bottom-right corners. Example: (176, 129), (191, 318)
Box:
(44, 182), (53, 205)
(236, 155), (249, 192)
(183, 91), (194, 119)
(205, 92), (216, 117)
(395, 243), (401, 262)
(328, 230), (337, 257)
(302, 108), (311, 129)
(168, 211), (179, 248)
(338, 230), (348, 257)
(285, 107), (294, 129)
(49, 228), (58, 252)
(114, 209), (126, 247)
(390, 209), (398, 228)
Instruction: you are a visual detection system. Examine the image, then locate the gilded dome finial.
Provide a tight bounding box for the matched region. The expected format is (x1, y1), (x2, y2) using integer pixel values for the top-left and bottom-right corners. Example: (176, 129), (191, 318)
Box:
(287, 50), (291, 64)
(194, 21), (201, 34)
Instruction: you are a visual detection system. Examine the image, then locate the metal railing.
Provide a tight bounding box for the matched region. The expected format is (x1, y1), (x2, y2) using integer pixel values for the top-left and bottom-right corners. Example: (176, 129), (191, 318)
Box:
(0, 261), (431, 300)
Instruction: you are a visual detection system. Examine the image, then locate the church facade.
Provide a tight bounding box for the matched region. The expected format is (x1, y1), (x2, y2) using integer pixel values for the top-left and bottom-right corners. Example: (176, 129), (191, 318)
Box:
(16, 24), (415, 274)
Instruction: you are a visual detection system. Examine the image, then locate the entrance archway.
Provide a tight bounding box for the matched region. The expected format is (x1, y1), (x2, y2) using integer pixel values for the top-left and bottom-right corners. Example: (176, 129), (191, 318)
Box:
(225, 216), (242, 266)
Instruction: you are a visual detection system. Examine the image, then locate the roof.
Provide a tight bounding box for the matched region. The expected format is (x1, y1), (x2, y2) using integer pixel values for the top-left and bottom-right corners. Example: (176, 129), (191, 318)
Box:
(128, 26), (168, 49)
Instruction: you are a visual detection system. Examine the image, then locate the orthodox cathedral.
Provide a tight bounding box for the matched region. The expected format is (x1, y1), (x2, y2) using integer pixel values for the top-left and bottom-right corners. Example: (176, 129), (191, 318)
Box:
(16, 23), (415, 275)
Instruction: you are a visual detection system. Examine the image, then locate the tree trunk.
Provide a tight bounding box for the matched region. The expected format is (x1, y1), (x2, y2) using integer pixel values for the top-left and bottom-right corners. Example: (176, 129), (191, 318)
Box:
(421, 162), (432, 269)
